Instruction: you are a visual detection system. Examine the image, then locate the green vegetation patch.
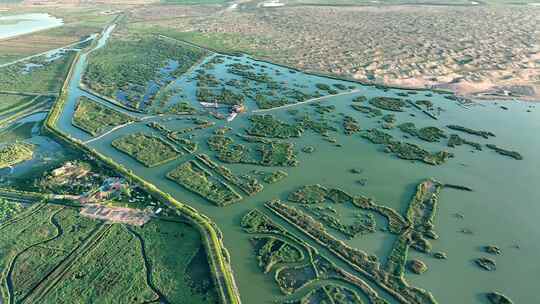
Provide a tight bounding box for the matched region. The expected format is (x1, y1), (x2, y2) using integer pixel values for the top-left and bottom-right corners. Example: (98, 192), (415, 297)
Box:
(290, 284), (365, 304)
(247, 115), (303, 139)
(362, 128), (453, 165)
(263, 170), (288, 184)
(39, 224), (158, 303)
(258, 141), (298, 167)
(0, 142), (34, 168)
(302, 205), (376, 238)
(287, 185), (377, 238)
(0, 198), (23, 223)
(486, 144), (522, 160)
(0, 51), (76, 94)
(253, 236), (303, 274)
(447, 134), (482, 150)
(475, 257), (497, 271)
(416, 100), (434, 110)
(10, 208), (101, 302)
(0, 203), (64, 302)
(255, 94), (289, 110)
(83, 35), (207, 111)
(343, 115), (360, 135)
(397, 122), (447, 142)
(351, 195), (407, 234)
(0, 200), (217, 304)
(296, 114), (337, 136)
(368, 97), (407, 112)
(72, 97), (133, 136)
(447, 124), (495, 139)
(130, 219), (219, 303)
(166, 161), (242, 206)
(0, 94), (34, 115)
(207, 135), (253, 164)
(242, 207), (390, 304)
(112, 133), (181, 167)
(208, 135), (298, 167)
(164, 101), (198, 115)
(487, 291), (513, 304)
(351, 104), (382, 117)
(241, 209), (287, 235)
(288, 184), (328, 204)
(387, 141), (453, 165)
(196, 154), (263, 196)
(196, 87), (245, 106)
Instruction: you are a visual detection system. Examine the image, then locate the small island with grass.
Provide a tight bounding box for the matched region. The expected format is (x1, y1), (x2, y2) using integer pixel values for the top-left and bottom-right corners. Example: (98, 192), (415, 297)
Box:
(0, 142), (34, 169)
(111, 133), (181, 167)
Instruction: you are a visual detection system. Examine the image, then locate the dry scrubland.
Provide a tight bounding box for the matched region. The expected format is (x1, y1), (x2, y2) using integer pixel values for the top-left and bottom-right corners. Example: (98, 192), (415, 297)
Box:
(131, 4), (540, 100)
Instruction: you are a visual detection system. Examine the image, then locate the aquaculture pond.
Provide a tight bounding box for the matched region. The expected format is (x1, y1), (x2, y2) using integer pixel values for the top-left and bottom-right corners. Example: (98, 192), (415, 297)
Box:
(0, 13), (63, 39)
(53, 25), (540, 304)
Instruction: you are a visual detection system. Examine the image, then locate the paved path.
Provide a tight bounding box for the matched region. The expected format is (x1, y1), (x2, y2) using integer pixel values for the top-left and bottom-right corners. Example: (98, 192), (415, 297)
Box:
(252, 89), (362, 113)
(83, 115), (159, 145)
(0, 90), (57, 97)
(84, 121), (134, 144)
(158, 35), (211, 53)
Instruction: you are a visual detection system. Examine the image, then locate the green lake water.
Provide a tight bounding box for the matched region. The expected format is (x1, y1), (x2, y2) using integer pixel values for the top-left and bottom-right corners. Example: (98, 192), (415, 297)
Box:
(0, 112), (77, 181)
(46, 25), (540, 303)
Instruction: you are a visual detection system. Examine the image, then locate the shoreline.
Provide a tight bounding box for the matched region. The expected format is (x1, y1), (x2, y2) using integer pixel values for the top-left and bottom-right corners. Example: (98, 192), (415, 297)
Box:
(161, 34), (539, 103)
(377, 77), (540, 103)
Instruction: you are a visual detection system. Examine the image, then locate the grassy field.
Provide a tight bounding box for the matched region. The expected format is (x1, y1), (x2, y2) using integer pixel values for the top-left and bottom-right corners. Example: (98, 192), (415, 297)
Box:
(0, 94), (34, 115)
(0, 203), (61, 302)
(0, 198), (23, 223)
(0, 51), (76, 94)
(72, 96), (133, 136)
(0, 197), (219, 303)
(112, 132), (182, 167)
(10, 207), (101, 302)
(0, 142), (34, 168)
(83, 34), (207, 111)
(133, 27), (273, 59)
(131, 219), (219, 304)
(38, 224), (157, 304)
(166, 161), (242, 206)
(0, 95), (52, 129)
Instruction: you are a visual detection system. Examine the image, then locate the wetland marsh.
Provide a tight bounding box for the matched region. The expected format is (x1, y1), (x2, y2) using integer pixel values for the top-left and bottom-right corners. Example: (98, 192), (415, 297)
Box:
(0, 5), (538, 302)
(39, 22), (540, 304)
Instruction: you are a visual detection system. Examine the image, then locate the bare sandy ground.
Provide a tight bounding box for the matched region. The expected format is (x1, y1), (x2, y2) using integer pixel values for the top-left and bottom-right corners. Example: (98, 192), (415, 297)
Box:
(374, 69), (540, 102)
(80, 204), (151, 226)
